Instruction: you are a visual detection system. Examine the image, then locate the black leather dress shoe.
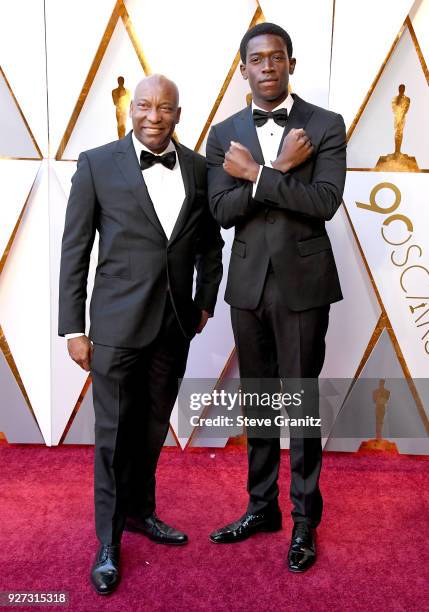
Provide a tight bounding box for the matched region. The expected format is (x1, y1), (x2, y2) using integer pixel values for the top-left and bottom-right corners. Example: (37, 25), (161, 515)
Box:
(90, 544), (120, 595)
(210, 510), (282, 544)
(287, 523), (316, 573)
(124, 513), (188, 545)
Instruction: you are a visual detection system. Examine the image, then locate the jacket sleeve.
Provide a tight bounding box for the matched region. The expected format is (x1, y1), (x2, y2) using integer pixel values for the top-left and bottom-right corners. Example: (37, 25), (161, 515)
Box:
(58, 152), (97, 336)
(254, 113), (347, 221)
(206, 124), (260, 229)
(193, 160), (224, 315)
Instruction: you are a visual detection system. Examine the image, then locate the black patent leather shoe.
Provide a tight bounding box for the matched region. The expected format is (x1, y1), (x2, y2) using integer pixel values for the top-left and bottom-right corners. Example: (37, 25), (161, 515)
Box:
(90, 544), (120, 595)
(124, 513), (188, 545)
(287, 523), (316, 573)
(210, 510), (282, 544)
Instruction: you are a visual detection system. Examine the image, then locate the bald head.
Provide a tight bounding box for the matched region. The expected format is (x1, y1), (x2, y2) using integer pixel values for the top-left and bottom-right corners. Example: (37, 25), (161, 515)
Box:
(130, 74), (181, 153)
(133, 74), (179, 108)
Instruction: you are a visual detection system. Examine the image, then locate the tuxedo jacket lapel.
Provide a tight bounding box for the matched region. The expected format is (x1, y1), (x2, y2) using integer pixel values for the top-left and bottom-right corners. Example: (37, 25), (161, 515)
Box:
(168, 141), (195, 246)
(113, 132), (166, 239)
(233, 105), (265, 165)
(232, 97), (314, 163)
(277, 94), (315, 156)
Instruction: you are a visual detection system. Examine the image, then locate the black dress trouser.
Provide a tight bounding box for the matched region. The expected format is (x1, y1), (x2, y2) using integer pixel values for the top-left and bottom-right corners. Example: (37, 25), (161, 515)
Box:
(90, 295), (190, 545)
(231, 264), (330, 528)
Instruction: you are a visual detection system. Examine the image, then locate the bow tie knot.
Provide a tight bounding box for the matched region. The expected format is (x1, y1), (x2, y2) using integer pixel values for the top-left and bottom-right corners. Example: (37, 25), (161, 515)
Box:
(140, 149), (176, 170)
(253, 108), (288, 128)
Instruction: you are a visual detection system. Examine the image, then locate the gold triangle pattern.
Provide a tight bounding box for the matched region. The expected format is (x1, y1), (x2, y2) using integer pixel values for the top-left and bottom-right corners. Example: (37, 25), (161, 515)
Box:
(347, 16), (429, 171)
(343, 13), (429, 433)
(55, 0), (151, 160)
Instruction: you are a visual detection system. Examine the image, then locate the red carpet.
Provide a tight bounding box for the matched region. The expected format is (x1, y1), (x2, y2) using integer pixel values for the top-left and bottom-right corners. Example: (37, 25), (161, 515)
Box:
(0, 444), (428, 611)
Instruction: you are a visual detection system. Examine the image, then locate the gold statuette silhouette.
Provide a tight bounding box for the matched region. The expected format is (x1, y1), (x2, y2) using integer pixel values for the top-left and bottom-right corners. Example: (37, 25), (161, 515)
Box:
(112, 76), (131, 139)
(359, 379), (398, 453)
(375, 84), (419, 172)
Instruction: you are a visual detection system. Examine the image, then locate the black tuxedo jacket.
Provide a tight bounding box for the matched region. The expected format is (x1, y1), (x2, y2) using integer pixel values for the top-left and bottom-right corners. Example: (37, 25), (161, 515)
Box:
(206, 94), (346, 312)
(59, 131), (223, 348)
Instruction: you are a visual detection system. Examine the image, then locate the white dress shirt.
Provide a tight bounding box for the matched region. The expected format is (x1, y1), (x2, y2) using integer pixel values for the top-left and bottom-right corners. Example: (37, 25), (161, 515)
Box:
(65, 132), (186, 339)
(132, 132), (186, 240)
(252, 93), (294, 195)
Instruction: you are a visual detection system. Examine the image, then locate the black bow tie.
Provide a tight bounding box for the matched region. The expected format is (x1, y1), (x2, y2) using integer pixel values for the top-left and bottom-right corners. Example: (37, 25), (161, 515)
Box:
(140, 149), (176, 170)
(253, 108), (288, 127)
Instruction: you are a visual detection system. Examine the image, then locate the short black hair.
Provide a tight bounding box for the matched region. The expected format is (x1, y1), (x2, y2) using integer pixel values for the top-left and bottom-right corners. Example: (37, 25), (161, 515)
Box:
(240, 22), (293, 63)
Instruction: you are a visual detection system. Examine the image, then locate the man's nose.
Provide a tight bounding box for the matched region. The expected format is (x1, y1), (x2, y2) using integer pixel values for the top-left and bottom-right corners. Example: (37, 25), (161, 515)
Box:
(261, 58), (274, 72)
(147, 108), (161, 122)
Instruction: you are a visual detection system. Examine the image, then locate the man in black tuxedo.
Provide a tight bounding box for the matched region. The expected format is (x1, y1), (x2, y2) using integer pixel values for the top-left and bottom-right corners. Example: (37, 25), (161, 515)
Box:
(206, 23), (346, 572)
(59, 74), (223, 594)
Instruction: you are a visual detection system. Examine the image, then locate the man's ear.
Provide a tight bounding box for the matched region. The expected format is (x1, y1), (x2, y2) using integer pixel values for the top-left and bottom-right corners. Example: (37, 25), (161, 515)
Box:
(289, 58), (296, 75)
(175, 106), (182, 124)
(240, 63), (248, 80)
(129, 100), (134, 117)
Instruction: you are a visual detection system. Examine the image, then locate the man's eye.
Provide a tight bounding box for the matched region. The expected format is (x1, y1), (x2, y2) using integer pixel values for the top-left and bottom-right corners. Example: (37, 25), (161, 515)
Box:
(250, 57), (260, 63)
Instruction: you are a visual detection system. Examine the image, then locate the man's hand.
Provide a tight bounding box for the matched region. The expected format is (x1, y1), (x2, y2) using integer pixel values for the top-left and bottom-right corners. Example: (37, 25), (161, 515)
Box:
(196, 310), (210, 334)
(272, 128), (314, 173)
(223, 141), (260, 182)
(67, 335), (93, 371)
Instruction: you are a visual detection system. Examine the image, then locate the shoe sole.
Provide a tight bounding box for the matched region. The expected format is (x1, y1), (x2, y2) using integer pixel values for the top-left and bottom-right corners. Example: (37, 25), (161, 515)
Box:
(209, 523), (282, 544)
(287, 558), (316, 573)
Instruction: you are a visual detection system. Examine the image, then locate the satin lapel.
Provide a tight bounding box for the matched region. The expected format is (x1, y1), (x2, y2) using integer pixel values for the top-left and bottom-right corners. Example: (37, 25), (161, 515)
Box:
(233, 105), (265, 165)
(277, 94), (315, 156)
(113, 132), (166, 238)
(167, 142), (195, 246)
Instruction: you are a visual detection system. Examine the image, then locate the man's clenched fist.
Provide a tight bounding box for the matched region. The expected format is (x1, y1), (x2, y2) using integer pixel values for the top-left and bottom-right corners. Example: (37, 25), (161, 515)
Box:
(223, 141), (260, 182)
(272, 128), (314, 173)
(67, 335), (93, 372)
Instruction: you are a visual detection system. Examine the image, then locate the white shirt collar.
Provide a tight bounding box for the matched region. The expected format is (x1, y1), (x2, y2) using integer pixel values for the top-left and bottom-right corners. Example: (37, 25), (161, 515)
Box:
(252, 92), (294, 116)
(131, 131), (176, 162)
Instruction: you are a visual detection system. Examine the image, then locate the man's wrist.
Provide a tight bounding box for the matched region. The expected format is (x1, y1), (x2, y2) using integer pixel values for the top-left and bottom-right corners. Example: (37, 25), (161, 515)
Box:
(65, 332), (85, 340)
(272, 158), (292, 173)
(245, 161), (260, 183)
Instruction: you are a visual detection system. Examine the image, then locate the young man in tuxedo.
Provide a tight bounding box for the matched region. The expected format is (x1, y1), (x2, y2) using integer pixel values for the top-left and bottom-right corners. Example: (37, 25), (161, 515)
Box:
(206, 23), (346, 572)
(59, 75), (223, 594)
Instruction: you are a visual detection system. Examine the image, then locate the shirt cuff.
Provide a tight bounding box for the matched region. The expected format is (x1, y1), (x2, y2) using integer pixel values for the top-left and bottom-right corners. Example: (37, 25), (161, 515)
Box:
(65, 332), (85, 339)
(252, 165), (264, 197)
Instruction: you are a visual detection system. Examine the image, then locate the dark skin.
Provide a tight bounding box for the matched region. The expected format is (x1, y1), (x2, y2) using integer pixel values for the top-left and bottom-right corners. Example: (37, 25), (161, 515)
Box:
(130, 74), (181, 153)
(68, 75), (209, 371)
(223, 33), (314, 181)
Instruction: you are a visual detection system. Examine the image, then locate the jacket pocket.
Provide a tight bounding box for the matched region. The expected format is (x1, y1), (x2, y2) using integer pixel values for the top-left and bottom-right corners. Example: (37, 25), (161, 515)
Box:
(231, 239), (246, 258)
(98, 255), (131, 279)
(297, 234), (332, 257)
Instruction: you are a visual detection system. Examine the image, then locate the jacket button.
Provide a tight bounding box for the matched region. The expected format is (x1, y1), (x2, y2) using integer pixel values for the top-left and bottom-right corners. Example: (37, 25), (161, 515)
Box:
(266, 213), (275, 224)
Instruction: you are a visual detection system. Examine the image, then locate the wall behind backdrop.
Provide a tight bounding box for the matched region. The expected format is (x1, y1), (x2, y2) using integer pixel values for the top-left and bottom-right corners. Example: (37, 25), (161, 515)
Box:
(0, 0), (428, 453)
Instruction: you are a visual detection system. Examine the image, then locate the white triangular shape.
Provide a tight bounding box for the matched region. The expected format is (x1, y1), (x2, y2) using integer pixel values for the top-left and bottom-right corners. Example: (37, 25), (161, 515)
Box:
(61, 19), (146, 160)
(325, 329), (429, 452)
(0, 162), (51, 443)
(347, 27), (429, 169)
(0, 160), (41, 260)
(330, 0), (415, 126)
(0, 67), (40, 158)
(0, 348), (44, 443)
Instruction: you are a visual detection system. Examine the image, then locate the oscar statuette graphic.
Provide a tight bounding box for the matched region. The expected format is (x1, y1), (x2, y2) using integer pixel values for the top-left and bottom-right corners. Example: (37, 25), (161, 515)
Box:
(374, 84), (419, 172)
(112, 76), (131, 139)
(360, 379), (398, 452)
